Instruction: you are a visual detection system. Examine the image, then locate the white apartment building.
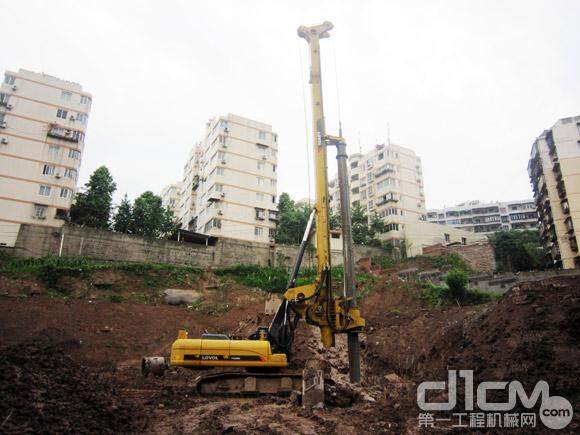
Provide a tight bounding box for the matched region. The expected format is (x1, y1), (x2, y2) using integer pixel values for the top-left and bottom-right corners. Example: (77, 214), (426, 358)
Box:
(178, 114), (278, 243)
(528, 116), (580, 269)
(160, 182), (182, 215)
(329, 143), (426, 245)
(328, 143), (485, 256)
(426, 199), (538, 235)
(0, 69), (91, 247)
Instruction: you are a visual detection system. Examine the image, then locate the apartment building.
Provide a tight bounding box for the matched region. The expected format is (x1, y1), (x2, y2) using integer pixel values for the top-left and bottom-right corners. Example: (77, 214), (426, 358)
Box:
(426, 199), (538, 235)
(178, 114), (278, 243)
(329, 143), (426, 245)
(528, 116), (580, 269)
(0, 69), (91, 247)
(160, 182), (182, 215)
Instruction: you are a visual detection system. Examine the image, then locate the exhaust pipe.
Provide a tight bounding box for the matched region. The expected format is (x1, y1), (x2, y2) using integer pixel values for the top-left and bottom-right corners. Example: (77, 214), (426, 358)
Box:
(141, 357), (168, 377)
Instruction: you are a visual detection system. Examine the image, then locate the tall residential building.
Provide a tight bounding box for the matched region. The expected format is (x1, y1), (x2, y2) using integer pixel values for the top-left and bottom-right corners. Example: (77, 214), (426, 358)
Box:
(426, 199), (538, 235)
(160, 182), (182, 215)
(178, 114), (278, 243)
(0, 69), (91, 247)
(528, 116), (580, 269)
(329, 143), (426, 246)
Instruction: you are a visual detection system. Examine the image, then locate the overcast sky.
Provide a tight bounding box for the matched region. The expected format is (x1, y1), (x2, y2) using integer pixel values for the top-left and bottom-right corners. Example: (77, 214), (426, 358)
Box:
(2, 0), (578, 209)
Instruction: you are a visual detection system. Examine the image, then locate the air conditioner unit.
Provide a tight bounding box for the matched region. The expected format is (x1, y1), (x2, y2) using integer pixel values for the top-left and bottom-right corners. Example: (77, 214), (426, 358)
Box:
(221, 159), (226, 164)
(261, 155), (267, 160)
(6, 104), (13, 110)
(0, 122), (6, 129)
(0, 138), (7, 144)
(11, 85), (17, 91)
(220, 192), (225, 198)
(69, 116), (76, 122)
(217, 210), (223, 216)
(55, 173), (62, 179)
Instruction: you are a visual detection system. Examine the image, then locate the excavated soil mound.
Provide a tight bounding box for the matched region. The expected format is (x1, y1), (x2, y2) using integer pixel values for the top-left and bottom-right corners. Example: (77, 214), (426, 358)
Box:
(0, 338), (146, 434)
(438, 276), (580, 404)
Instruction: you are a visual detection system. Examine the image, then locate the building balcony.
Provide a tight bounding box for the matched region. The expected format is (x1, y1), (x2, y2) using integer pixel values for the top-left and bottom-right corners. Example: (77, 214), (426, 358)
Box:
(556, 179), (567, 199)
(561, 199), (570, 215)
(207, 192), (224, 202)
(47, 124), (82, 143)
(553, 161), (562, 181)
(570, 236), (578, 253)
(564, 216), (575, 234)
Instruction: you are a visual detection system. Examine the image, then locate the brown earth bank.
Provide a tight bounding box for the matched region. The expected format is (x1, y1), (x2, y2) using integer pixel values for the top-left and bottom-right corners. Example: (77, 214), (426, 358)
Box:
(0, 270), (578, 434)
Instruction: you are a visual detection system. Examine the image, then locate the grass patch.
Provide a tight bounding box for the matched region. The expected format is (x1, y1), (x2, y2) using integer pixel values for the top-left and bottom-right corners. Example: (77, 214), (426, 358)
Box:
(108, 294), (124, 303)
(410, 253), (472, 273)
(213, 265), (288, 292)
(0, 255), (202, 290)
(372, 255), (396, 269)
(419, 282), (502, 307)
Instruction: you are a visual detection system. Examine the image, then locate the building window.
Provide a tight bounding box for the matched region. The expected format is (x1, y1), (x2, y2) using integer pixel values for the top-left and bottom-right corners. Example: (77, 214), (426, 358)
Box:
(351, 187), (359, 194)
(444, 233), (450, 242)
(80, 95), (91, 106)
(68, 149), (80, 159)
(34, 204), (47, 218)
(61, 91), (72, 101)
(272, 133), (278, 143)
(216, 167), (224, 175)
(257, 177), (264, 185)
(258, 131), (267, 140)
(270, 179), (276, 187)
(378, 152), (384, 160)
(257, 161), (265, 170)
(214, 184), (223, 192)
(60, 187), (71, 198)
(56, 108), (68, 119)
(255, 226), (263, 236)
(350, 161), (358, 169)
(64, 168), (77, 180)
(76, 113), (88, 124)
(4, 74), (15, 85)
(42, 164), (55, 175)
(272, 164), (276, 172)
(351, 174), (359, 181)
(39, 185), (51, 196)
(256, 192), (264, 201)
(48, 145), (60, 156)
(0, 93), (9, 104)
(269, 228), (276, 239)
(255, 208), (266, 220)
(461, 237), (467, 245)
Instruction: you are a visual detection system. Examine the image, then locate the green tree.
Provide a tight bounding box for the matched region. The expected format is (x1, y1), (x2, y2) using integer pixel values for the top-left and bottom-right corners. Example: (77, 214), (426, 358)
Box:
(113, 194), (133, 233)
(489, 230), (547, 272)
(70, 166), (116, 229)
(275, 193), (312, 244)
(445, 268), (468, 300)
(351, 203), (380, 245)
(130, 191), (174, 238)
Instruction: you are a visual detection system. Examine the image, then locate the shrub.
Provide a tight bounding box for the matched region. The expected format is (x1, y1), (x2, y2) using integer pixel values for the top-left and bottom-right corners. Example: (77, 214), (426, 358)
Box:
(213, 265), (288, 292)
(108, 294), (124, 303)
(372, 255), (396, 269)
(445, 268), (468, 301)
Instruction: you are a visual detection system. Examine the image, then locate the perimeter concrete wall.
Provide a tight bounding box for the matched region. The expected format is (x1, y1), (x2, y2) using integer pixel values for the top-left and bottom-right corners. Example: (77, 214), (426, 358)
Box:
(9, 224), (385, 269)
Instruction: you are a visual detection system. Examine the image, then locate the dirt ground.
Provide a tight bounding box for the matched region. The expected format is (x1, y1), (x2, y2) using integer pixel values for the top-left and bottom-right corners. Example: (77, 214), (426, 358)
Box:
(0, 268), (578, 434)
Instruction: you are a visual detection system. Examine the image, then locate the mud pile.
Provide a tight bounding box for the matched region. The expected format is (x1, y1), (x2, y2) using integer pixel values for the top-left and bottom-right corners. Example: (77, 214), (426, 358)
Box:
(0, 338), (145, 434)
(439, 276), (580, 402)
